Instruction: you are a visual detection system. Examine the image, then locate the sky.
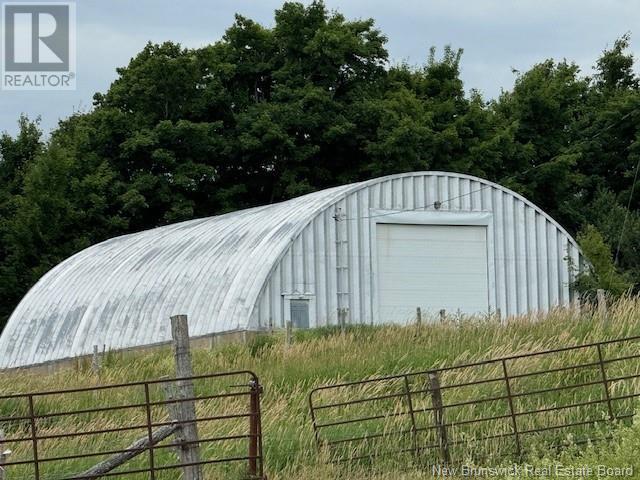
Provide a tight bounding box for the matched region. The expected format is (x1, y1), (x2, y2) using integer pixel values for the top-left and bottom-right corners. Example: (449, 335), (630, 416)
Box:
(0, 0), (638, 136)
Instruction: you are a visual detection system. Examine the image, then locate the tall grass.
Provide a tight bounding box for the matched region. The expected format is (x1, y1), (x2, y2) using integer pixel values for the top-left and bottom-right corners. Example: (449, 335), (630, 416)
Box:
(0, 298), (639, 479)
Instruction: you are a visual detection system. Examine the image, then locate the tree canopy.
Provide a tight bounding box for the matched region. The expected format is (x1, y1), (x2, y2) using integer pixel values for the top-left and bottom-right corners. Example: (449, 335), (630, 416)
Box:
(1, 2), (638, 326)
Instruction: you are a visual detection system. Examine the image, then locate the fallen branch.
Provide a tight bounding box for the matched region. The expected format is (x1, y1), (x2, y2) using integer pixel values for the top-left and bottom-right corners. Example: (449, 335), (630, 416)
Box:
(72, 424), (177, 479)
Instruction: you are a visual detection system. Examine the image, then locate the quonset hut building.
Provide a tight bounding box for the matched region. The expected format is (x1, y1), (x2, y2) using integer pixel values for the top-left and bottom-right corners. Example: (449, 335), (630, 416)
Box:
(0, 172), (583, 368)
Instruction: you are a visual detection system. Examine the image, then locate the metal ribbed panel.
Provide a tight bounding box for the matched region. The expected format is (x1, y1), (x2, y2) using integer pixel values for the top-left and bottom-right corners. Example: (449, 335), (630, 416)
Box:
(0, 184), (357, 367)
(256, 172), (581, 329)
(0, 172), (582, 368)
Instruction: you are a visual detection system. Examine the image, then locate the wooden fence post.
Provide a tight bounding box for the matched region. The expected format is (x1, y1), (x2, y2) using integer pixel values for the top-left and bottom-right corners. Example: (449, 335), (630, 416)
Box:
(91, 345), (101, 377)
(0, 429), (8, 480)
(572, 294), (581, 317)
(162, 381), (182, 452)
(597, 289), (607, 320)
(286, 321), (293, 346)
(416, 307), (422, 326)
(0, 430), (3, 480)
(170, 315), (203, 480)
(339, 308), (347, 335)
(428, 371), (450, 464)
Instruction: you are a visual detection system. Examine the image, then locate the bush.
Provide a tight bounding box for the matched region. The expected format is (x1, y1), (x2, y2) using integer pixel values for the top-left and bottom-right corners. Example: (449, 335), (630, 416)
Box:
(572, 224), (632, 298)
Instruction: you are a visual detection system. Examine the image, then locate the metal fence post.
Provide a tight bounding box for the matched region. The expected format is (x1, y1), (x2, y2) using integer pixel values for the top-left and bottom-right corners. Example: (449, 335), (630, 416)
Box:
(501, 359), (522, 458)
(143, 383), (156, 480)
(428, 371), (450, 464)
(248, 378), (264, 478)
(170, 315), (203, 480)
(403, 376), (419, 457)
(596, 344), (615, 421)
(308, 394), (322, 452)
(27, 395), (40, 480)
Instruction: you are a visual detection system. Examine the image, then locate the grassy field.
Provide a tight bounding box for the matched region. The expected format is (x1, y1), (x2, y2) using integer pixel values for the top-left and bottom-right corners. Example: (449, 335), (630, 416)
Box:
(1, 299), (640, 479)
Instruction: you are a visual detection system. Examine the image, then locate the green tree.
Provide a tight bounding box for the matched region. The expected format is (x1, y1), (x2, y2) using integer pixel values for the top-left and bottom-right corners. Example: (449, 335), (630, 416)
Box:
(573, 224), (632, 297)
(493, 60), (588, 225)
(579, 189), (640, 284)
(594, 33), (638, 92)
(0, 116), (43, 321)
(2, 4), (640, 330)
(0, 123), (126, 323)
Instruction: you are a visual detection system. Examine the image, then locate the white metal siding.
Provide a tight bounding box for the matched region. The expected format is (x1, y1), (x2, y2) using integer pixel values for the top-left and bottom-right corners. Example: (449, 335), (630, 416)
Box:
(0, 171), (582, 368)
(376, 224), (489, 323)
(255, 172), (581, 328)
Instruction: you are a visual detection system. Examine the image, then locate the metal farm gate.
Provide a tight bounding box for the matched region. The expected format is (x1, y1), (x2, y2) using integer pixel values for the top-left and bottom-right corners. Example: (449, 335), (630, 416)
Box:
(309, 336), (640, 466)
(0, 370), (265, 479)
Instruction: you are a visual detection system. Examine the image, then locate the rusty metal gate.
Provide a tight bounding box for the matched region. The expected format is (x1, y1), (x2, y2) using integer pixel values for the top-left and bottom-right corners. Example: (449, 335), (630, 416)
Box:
(309, 336), (640, 465)
(0, 370), (265, 479)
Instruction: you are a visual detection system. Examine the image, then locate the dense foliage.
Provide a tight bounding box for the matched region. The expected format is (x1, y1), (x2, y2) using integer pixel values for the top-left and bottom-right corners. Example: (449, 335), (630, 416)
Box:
(1, 1), (639, 327)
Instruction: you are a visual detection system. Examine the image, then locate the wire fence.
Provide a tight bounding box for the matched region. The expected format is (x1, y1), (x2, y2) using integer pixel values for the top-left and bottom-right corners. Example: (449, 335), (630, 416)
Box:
(309, 335), (640, 466)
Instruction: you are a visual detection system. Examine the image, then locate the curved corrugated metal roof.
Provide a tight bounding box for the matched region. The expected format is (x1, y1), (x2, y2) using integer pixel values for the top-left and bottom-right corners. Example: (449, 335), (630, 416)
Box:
(0, 172), (579, 368)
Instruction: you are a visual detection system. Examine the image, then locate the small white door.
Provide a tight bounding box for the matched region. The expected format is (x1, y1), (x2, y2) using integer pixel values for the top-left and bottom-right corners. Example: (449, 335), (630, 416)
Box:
(376, 224), (489, 323)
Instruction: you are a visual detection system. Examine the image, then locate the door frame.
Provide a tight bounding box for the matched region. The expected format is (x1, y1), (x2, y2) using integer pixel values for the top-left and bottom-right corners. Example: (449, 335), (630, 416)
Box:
(282, 293), (316, 329)
(369, 210), (495, 325)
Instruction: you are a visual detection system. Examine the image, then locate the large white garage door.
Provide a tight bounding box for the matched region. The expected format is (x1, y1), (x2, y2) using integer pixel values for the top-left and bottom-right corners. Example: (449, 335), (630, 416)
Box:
(376, 224), (489, 323)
